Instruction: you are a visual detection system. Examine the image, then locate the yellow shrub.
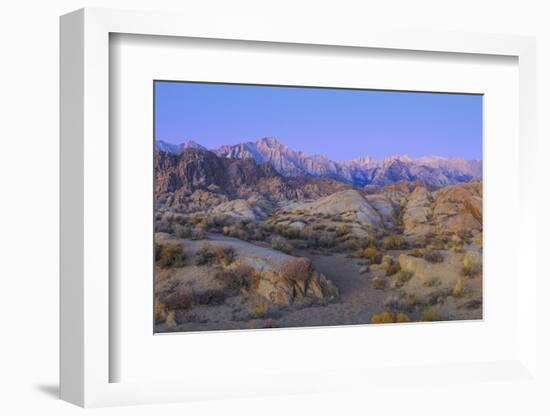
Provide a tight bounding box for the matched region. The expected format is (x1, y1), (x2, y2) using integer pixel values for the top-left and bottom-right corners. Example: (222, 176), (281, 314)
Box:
(452, 278), (464, 297)
(154, 300), (167, 323)
(370, 311), (394, 324)
(420, 307), (438, 322)
(370, 310), (411, 324)
(249, 302), (269, 319)
(395, 313), (411, 323)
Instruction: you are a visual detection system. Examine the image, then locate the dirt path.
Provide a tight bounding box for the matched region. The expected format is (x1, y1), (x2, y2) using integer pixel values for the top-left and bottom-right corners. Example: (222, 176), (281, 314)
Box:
(210, 235), (390, 326)
(268, 252), (388, 328)
(160, 233), (390, 331)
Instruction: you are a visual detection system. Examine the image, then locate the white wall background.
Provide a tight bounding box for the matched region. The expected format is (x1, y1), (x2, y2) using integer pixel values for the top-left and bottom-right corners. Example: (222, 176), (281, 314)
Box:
(0, 0), (548, 415)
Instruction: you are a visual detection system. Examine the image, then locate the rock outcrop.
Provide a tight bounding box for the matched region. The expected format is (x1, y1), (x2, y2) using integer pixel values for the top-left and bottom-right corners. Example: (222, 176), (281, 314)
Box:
(282, 189), (383, 227)
(155, 148), (349, 210)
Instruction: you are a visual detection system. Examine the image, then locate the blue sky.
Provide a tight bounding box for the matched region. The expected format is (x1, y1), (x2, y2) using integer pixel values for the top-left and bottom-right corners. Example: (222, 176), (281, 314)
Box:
(154, 81), (482, 160)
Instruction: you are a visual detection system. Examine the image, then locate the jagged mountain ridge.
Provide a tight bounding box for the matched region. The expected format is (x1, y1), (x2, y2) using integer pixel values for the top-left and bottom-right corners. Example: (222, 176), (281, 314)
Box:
(155, 147), (349, 208)
(156, 137), (481, 187)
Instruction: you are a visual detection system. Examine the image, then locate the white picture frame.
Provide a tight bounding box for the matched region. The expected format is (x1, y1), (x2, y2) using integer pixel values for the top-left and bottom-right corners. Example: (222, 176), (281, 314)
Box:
(60, 7), (538, 408)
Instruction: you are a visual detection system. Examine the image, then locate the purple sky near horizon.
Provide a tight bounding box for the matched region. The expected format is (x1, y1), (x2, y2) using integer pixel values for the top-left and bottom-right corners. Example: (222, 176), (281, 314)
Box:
(154, 81), (482, 161)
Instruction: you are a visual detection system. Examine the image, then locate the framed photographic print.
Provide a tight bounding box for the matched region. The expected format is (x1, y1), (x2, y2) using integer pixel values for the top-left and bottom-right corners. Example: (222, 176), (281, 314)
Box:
(153, 81), (483, 333)
(60, 8), (538, 408)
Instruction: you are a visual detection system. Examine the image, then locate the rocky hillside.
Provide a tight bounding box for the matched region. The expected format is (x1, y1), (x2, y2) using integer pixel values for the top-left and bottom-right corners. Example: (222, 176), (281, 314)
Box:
(156, 147), (482, 239)
(155, 148), (349, 211)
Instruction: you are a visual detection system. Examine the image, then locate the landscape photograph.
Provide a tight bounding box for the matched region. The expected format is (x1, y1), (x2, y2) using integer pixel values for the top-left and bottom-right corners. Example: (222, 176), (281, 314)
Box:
(154, 81), (483, 333)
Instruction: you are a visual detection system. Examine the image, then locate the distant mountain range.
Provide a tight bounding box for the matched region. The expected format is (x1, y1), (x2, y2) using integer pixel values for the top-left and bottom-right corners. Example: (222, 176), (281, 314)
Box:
(156, 139), (206, 153)
(155, 137), (481, 188)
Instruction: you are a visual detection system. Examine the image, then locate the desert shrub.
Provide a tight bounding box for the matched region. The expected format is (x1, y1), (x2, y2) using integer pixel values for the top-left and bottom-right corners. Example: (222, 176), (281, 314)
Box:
(317, 232), (337, 249)
(173, 213), (187, 224)
(271, 236), (293, 254)
(381, 235), (406, 250)
(249, 301), (269, 319)
(190, 228), (206, 240)
(194, 243), (216, 266)
(194, 289), (226, 305)
(338, 238), (360, 252)
(355, 247), (383, 264)
(452, 278), (464, 297)
(156, 218), (173, 234)
(371, 276), (386, 290)
(164, 284), (194, 309)
(244, 222), (266, 241)
(423, 249), (444, 263)
(420, 307), (439, 322)
(423, 276), (441, 288)
(280, 257), (313, 282)
(423, 232), (447, 249)
(215, 263), (258, 292)
(392, 270), (413, 288)
(172, 224), (187, 238)
(229, 227), (248, 241)
(361, 236), (378, 249)
(370, 310), (394, 324)
(453, 243), (465, 253)
(214, 246), (237, 266)
(457, 229), (473, 243)
(385, 260), (401, 276)
(409, 248), (424, 258)
(277, 225), (302, 239)
(370, 310), (411, 324)
(205, 215), (233, 231)
(154, 299), (167, 323)
(189, 215), (205, 226)
(462, 255), (481, 277)
(395, 312), (411, 323)
(461, 264), (475, 277)
(155, 243), (186, 268)
(336, 224), (351, 237)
